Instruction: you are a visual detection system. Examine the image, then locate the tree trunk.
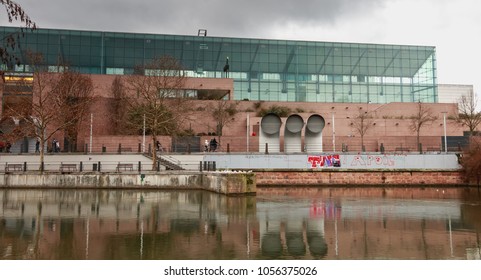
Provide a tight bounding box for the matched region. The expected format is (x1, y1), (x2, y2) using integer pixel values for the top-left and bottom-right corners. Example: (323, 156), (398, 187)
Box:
(416, 129), (421, 149)
(40, 138), (46, 172)
(151, 136), (158, 171)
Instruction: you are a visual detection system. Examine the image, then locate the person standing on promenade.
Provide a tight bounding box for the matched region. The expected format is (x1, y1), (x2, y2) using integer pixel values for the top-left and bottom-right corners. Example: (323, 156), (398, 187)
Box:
(52, 139), (58, 153)
(210, 138), (218, 152)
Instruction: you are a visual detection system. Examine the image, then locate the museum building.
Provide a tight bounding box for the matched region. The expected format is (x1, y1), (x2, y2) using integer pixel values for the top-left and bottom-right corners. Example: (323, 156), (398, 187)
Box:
(0, 26), (474, 153)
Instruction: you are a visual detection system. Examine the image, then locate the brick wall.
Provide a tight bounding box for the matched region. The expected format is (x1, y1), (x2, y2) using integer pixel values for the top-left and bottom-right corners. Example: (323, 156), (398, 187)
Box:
(20, 73), (468, 153)
(256, 170), (465, 186)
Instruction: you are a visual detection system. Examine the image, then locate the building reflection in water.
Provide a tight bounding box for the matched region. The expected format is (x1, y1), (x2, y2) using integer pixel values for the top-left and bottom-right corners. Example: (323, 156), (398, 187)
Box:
(0, 188), (480, 260)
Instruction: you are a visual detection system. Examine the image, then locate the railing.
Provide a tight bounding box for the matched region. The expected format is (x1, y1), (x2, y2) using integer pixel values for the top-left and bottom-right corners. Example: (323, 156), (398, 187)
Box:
(3, 135), (465, 155)
(158, 155), (184, 170)
(0, 161), (173, 173)
(0, 158), (211, 173)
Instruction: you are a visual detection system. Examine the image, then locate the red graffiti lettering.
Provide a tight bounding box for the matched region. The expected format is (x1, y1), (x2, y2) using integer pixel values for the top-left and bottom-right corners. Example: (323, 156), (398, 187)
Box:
(308, 155), (340, 168)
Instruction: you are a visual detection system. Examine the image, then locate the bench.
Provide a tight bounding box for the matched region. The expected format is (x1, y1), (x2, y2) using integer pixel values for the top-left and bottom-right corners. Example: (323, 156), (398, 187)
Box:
(119, 147), (132, 153)
(117, 163), (134, 172)
(426, 147), (441, 153)
(395, 147), (410, 153)
(60, 163), (77, 173)
(5, 163), (23, 172)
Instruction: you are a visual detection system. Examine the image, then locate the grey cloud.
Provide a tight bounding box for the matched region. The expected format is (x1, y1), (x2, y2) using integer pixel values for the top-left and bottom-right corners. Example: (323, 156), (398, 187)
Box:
(11, 0), (388, 37)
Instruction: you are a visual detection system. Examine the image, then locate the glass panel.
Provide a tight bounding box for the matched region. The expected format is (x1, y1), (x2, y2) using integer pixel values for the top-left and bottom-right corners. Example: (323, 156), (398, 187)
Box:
(0, 26), (437, 104)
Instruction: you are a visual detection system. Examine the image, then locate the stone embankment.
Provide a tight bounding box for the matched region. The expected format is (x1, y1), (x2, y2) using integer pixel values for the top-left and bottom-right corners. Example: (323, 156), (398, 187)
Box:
(255, 169), (465, 186)
(0, 172), (256, 196)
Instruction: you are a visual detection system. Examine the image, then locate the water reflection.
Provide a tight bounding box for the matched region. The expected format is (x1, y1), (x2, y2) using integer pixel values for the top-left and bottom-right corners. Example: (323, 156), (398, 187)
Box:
(0, 188), (480, 260)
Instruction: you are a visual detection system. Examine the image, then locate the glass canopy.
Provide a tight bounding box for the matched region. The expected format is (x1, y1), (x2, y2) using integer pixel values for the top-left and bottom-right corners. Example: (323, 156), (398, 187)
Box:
(0, 27), (437, 103)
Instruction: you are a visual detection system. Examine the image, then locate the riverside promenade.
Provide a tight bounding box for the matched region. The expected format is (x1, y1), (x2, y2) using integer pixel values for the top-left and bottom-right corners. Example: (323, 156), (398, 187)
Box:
(0, 153), (256, 195)
(0, 152), (467, 189)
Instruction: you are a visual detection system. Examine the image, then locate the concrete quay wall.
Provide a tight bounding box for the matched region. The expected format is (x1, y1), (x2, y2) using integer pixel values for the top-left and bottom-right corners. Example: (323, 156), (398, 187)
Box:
(0, 172), (256, 196)
(256, 169), (465, 186)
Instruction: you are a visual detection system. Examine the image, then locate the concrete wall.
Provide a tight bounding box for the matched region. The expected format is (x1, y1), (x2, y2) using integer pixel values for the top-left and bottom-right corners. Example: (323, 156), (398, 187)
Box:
(204, 153), (461, 170)
(0, 172), (256, 196)
(438, 84), (473, 104)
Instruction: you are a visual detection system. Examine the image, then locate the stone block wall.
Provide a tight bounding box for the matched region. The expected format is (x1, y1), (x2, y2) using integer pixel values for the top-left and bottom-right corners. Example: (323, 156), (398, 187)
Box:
(255, 170), (465, 186)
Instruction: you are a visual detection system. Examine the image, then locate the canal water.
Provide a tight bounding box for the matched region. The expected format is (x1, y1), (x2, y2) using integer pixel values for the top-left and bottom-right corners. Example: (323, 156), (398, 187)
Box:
(1, 187), (480, 260)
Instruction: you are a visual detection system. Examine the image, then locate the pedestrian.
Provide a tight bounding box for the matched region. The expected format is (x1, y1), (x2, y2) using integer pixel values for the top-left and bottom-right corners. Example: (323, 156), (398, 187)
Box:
(52, 139), (56, 153)
(35, 139), (40, 153)
(210, 138), (218, 152)
(204, 139), (209, 152)
(212, 138), (218, 152)
(52, 138), (58, 153)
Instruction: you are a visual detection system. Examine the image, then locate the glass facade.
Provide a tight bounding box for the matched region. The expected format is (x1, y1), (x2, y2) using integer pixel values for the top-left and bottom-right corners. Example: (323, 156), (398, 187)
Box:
(0, 27), (437, 103)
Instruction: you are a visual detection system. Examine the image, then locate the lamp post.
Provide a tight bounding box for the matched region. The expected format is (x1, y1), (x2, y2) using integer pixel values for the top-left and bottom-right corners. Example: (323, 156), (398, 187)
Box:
(89, 113), (93, 154)
(442, 112), (447, 153)
(142, 114), (146, 153)
(332, 112), (336, 152)
(246, 113), (250, 152)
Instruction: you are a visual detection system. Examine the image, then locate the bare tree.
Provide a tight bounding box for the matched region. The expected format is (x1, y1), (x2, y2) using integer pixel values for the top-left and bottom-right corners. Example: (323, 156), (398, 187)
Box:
(1, 0), (36, 64)
(3, 52), (92, 169)
(409, 102), (437, 152)
(460, 137), (481, 187)
(352, 108), (373, 152)
(455, 95), (481, 134)
(126, 56), (192, 169)
(109, 76), (130, 134)
(211, 99), (238, 147)
(54, 71), (95, 151)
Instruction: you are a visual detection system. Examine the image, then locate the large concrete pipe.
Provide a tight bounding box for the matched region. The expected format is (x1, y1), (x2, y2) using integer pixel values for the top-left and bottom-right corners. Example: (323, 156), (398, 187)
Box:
(305, 114), (325, 153)
(284, 114), (304, 153)
(259, 113), (282, 153)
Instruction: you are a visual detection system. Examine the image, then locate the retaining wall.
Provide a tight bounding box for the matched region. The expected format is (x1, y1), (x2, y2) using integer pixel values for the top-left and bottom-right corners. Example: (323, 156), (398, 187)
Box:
(204, 153), (460, 170)
(0, 172), (256, 195)
(256, 169), (465, 186)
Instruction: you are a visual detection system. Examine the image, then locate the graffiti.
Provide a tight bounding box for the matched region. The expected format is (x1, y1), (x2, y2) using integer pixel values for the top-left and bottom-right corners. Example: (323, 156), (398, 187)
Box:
(245, 155), (288, 159)
(308, 155), (340, 168)
(350, 155), (404, 167)
(310, 200), (342, 219)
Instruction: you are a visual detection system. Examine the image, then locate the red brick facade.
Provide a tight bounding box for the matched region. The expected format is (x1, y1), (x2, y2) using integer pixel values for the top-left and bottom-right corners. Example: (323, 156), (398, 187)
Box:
(76, 74), (464, 153)
(1, 73), (471, 153)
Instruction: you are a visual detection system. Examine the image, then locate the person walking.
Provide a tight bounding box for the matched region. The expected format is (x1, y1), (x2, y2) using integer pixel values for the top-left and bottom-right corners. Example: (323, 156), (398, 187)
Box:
(52, 139), (57, 153)
(210, 138), (218, 152)
(204, 139), (209, 152)
(35, 139), (40, 153)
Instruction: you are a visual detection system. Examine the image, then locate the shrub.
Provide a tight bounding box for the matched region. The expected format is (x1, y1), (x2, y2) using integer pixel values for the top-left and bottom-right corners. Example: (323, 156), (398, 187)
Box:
(257, 105), (292, 117)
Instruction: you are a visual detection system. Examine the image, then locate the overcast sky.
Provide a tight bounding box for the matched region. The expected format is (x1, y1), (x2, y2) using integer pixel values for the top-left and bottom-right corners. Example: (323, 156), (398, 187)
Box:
(2, 0), (480, 103)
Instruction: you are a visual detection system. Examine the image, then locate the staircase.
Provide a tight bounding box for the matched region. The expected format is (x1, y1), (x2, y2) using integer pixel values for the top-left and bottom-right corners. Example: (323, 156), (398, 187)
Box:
(158, 155), (184, 170)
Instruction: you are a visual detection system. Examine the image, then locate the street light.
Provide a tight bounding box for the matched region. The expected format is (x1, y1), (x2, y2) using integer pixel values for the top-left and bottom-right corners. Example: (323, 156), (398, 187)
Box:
(89, 113), (93, 154)
(332, 112), (336, 152)
(142, 114), (146, 153)
(442, 112), (447, 153)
